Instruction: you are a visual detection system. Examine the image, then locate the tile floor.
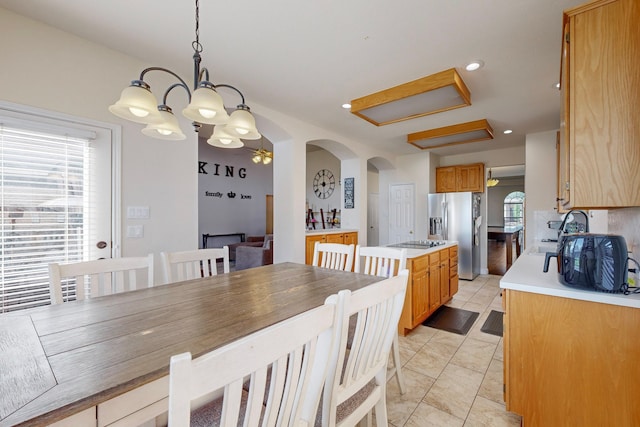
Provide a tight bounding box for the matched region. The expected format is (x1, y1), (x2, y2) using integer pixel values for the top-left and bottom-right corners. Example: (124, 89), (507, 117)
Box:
(386, 274), (522, 427)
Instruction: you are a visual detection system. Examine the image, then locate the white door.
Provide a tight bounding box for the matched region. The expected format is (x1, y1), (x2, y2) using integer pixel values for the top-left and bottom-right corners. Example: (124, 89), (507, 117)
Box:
(389, 184), (415, 244)
(367, 193), (379, 246)
(0, 105), (115, 311)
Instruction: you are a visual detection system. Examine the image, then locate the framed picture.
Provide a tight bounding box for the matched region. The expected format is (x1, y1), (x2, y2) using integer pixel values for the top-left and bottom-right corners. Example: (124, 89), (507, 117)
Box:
(344, 177), (354, 209)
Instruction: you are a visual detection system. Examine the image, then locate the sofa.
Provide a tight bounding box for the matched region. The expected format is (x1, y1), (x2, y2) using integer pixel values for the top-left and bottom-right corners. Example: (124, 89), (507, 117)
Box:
(227, 235), (266, 261)
(235, 235), (273, 271)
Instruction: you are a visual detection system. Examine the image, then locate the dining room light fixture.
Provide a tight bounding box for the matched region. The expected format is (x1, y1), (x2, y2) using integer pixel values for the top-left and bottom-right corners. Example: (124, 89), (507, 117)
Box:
(407, 119), (494, 150)
(251, 138), (273, 165)
(350, 68), (471, 126)
(487, 168), (500, 187)
(108, 0), (261, 142)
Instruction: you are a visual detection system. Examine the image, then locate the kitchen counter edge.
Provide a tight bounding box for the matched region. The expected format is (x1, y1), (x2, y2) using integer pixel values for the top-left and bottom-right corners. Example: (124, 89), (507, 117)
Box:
(500, 249), (640, 309)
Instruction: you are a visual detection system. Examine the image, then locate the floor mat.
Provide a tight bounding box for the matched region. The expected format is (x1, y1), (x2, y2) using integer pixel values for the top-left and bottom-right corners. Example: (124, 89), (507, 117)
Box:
(480, 310), (504, 337)
(422, 306), (479, 335)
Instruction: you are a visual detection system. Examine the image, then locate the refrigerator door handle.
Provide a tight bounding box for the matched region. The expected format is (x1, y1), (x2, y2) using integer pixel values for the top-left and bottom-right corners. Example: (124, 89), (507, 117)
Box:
(442, 200), (448, 240)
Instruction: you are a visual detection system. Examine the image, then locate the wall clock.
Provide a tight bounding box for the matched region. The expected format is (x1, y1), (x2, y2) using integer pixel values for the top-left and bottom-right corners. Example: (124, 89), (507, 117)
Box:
(313, 169), (335, 199)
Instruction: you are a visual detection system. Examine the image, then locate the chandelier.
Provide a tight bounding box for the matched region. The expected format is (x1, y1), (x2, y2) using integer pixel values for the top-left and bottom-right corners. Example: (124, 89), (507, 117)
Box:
(251, 138), (273, 165)
(108, 0), (260, 146)
(486, 168), (499, 187)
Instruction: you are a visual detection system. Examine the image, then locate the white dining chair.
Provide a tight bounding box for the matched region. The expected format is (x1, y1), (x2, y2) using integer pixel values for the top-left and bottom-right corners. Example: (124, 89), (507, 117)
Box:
(312, 242), (355, 271)
(160, 247), (230, 284)
(354, 245), (408, 394)
(321, 270), (409, 427)
(48, 254), (154, 304)
(167, 289), (349, 427)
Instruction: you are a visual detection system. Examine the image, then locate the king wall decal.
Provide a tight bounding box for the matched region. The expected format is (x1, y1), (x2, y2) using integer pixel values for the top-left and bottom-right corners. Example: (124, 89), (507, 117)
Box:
(199, 161), (254, 200)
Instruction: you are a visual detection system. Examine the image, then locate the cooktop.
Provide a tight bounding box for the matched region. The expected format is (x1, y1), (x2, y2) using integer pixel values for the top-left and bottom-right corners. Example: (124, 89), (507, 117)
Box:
(388, 240), (448, 249)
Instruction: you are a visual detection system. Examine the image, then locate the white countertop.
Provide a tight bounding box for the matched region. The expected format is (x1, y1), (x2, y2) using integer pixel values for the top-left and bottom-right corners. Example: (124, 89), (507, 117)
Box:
(386, 241), (458, 259)
(500, 248), (640, 309)
(305, 228), (358, 236)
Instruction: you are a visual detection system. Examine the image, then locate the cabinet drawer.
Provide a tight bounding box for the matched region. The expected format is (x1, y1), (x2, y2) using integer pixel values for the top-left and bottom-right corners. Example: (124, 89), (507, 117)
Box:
(450, 255), (458, 267)
(449, 246), (458, 257)
(438, 247), (449, 261)
(411, 255), (429, 272)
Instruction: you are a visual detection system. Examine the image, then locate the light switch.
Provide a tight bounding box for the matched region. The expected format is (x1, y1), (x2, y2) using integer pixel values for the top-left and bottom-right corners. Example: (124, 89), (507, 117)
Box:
(126, 206), (150, 219)
(126, 225), (144, 238)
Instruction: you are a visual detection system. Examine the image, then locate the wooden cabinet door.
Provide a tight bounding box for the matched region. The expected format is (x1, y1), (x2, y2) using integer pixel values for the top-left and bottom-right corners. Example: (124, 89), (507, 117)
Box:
(342, 232), (358, 246)
(456, 163), (484, 193)
(564, 0), (640, 208)
(449, 245), (459, 295)
(428, 253), (441, 312)
(325, 233), (344, 244)
(439, 258), (450, 301)
(435, 167), (456, 193)
(411, 269), (429, 325)
(305, 235), (325, 264)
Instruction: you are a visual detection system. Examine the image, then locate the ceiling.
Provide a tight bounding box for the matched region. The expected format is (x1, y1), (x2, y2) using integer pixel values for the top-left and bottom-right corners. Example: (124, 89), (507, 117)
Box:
(0, 0), (584, 157)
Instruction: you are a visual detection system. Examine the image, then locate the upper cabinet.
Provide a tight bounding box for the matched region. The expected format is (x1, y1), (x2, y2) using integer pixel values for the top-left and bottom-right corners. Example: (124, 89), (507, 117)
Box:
(436, 163), (484, 193)
(559, 0), (640, 209)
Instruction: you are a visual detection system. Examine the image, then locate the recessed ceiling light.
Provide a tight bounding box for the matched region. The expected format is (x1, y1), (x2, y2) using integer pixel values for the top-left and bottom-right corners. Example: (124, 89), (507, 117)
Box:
(555, 82), (561, 89)
(342, 103), (351, 109)
(503, 129), (513, 134)
(465, 60), (484, 71)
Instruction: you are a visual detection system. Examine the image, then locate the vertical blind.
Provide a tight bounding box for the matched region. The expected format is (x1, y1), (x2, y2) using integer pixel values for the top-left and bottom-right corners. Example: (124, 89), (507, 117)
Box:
(1, 123), (95, 312)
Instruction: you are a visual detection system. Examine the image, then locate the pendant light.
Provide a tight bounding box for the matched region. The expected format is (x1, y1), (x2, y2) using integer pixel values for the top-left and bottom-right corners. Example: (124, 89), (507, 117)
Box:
(487, 168), (499, 187)
(109, 0), (261, 143)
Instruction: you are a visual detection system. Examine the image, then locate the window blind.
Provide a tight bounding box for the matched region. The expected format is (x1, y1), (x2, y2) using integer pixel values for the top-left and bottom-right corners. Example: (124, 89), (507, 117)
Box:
(1, 123), (95, 312)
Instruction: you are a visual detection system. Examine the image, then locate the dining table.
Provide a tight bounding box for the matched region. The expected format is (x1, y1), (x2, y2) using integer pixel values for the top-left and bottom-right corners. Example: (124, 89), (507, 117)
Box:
(487, 225), (523, 269)
(0, 262), (384, 427)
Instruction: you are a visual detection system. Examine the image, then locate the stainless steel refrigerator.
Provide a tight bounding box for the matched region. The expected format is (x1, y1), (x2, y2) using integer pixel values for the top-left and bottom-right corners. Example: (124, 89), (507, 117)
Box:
(428, 192), (481, 280)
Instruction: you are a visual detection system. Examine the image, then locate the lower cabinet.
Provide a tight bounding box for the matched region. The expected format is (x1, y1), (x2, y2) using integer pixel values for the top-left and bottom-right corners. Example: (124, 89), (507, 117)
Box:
(305, 231), (358, 264)
(504, 289), (640, 426)
(399, 244), (459, 336)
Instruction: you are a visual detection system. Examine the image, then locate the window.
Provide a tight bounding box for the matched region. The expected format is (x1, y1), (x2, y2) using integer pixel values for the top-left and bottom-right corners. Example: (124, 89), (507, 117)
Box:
(1, 104), (116, 312)
(503, 191), (525, 227)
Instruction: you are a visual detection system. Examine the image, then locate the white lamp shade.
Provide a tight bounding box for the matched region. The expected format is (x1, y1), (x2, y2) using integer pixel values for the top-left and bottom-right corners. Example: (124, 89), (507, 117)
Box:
(141, 110), (186, 140)
(109, 85), (163, 124)
(182, 86), (230, 125)
(207, 126), (244, 148)
(224, 108), (261, 140)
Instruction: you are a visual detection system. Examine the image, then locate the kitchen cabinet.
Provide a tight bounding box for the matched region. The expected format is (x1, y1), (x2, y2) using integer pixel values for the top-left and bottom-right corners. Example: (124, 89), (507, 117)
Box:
(449, 246), (459, 296)
(435, 167), (456, 193)
(305, 231), (358, 264)
(399, 244), (458, 336)
(503, 289), (640, 426)
(428, 252), (441, 312)
(435, 163), (484, 193)
(558, 0), (640, 209)
(439, 251), (450, 302)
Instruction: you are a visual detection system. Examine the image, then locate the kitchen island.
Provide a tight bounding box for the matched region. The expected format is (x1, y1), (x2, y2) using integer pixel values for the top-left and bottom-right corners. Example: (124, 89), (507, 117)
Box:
(500, 249), (640, 426)
(390, 241), (460, 336)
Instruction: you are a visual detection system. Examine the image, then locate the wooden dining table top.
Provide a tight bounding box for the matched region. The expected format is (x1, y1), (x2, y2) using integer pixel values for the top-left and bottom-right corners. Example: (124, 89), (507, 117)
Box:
(0, 262), (384, 427)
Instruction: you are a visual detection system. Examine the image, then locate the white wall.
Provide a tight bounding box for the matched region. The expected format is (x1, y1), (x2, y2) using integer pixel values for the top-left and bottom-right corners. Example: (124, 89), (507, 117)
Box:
(198, 137), (273, 243)
(0, 8), (197, 281)
(524, 130), (558, 248)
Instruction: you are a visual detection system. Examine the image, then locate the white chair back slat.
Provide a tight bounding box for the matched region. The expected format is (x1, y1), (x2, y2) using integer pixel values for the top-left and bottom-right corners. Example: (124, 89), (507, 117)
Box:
(160, 247), (230, 285)
(354, 245), (407, 278)
(48, 254), (154, 304)
(353, 245), (409, 395)
(168, 290), (349, 427)
(312, 242), (355, 271)
(322, 270), (409, 427)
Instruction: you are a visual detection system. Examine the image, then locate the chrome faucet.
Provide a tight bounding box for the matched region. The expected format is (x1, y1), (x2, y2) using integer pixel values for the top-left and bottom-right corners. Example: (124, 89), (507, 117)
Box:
(557, 209), (590, 241)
